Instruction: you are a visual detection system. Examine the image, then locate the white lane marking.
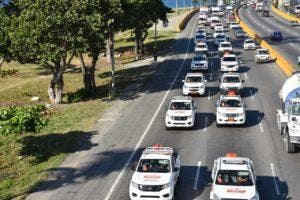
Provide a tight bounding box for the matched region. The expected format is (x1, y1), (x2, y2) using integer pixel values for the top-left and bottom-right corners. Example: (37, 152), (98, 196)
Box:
(249, 90), (255, 100)
(104, 16), (198, 200)
(208, 91), (211, 100)
(244, 73), (248, 80)
(194, 161), (202, 190)
(289, 42), (294, 46)
(258, 116), (264, 133)
(204, 117), (208, 132)
(270, 163), (281, 196)
(210, 73), (213, 81)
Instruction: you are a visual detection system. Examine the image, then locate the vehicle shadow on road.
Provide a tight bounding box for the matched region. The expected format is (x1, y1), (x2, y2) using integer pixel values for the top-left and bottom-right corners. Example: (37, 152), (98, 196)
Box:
(257, 175), (291, 200)
(194, 112), (216, 130)
(244, 110), (264, 128)
(241, 86), (258, 98)
(175, 165), (209, 200)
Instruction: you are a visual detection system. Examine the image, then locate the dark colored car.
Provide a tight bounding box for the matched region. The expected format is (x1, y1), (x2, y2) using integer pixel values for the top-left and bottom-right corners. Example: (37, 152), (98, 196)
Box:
(262, 10), (269, 17)
(270, 31), (283, 41)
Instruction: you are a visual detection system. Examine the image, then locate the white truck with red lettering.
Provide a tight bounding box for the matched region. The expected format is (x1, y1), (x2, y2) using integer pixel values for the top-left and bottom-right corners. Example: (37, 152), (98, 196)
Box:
(129, 146), (181, 200)
(210, 153), (260, 200)
(277, 71), (300, 153)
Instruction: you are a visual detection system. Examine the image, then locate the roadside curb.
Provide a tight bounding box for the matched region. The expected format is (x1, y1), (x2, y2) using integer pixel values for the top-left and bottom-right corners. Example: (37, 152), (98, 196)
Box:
(271, 5), (300, 23)
(177, 8), (199, 31)
(235, 7), (295, 76)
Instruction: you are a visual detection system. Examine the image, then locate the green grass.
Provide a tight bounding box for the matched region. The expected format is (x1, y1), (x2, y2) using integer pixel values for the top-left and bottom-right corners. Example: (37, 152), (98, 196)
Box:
(0, 30), (177, 200)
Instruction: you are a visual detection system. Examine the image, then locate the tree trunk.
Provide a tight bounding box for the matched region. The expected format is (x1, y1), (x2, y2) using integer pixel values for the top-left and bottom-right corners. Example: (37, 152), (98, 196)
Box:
(134, 27), (140, 60)
(0, 58), (4, 68)
(140, 30), (148, 55)
(78, 53), (97, 93)
(106, 32), (116, 96)
(48, 62), (64, 105)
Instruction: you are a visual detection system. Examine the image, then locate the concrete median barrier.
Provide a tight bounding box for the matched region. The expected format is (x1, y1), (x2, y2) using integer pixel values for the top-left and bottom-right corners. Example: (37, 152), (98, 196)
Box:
(235, 7), (295, 76)
(271, 5), (300, 23)
(178, 8), (199, 31)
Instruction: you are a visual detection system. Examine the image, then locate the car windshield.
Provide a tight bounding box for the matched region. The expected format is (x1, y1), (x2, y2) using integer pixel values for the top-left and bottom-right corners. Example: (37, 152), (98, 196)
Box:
(186, 76), (203, 82)
(216, 30), (223, 33)
(216, 35), (225, 39)
(223, 57), (236, 62)
(289, 102), (300, 116)
(223, 76), (240, 83)
(170, 102), (192, 110)
(196, 35), (205, 39)
(221, 43), (231, 47)
(220, 99), (242, 107)
(259, 50), (268, 55)
(197, 44), (206, 48)
(216, 170), (254, 186)
(246, 40), (254, 43)
(194, 56), (206, 61)
(137, 159), (171, 173)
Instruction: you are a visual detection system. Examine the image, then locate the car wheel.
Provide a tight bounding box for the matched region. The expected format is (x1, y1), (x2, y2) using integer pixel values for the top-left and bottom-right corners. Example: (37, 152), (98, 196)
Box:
(166, 126), (170, 130)
(285, 131), (296, 153)
(216, 122), (220, 127)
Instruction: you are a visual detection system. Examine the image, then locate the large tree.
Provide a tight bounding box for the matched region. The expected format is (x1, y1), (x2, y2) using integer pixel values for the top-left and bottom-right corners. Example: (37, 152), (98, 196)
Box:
(0, 6), (12, 67)
(9, 0), (79, 104)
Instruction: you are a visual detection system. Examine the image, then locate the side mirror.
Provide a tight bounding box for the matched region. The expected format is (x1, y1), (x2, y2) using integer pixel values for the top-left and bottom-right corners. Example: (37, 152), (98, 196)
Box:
(130, 163), (137, 171)
(174, 167), (180, 172)
(242, 80), (245, 83)
(204, 79), (208, 82)
(219, 80), (221, 83)
(182, 80), (185, 83)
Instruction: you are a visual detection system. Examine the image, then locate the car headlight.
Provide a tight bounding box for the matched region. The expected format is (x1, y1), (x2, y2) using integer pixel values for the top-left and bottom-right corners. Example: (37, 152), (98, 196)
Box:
(131, 181), (139, 189)
(187, 116), (192, 119)
(161, 182), (172, 190)
(199, 85), (204, 89)
(166, 114), (171, 119)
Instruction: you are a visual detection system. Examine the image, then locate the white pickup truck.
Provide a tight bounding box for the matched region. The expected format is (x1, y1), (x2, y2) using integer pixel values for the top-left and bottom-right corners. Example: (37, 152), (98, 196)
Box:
(210, 153), (260, 200)
(130, 145), (180, 200)
(216, 93), (246, 126)
(219, 73), (244, 93)
(255, 48), (271, 63)
(182, 73), (207, 96)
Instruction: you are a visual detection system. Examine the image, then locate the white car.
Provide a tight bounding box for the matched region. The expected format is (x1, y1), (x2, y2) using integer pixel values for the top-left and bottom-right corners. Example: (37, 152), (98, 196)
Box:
(210, 16), (221, 28)
(210, 153), (260, 200)
(165, 96), (196, 129)
(220, 73), (244, 92)
(213, 30), (225, 38)
(215, 34), (227, 46)
(196, 30), (206, 37)
(215, 93), (246, 126)
(182, 73), (207, 96)
(244, 39), (256, 50)
(198, 15), (207, 25)
(221, 54), (239, 72)
(218, 41), (233, 54)
(191, 54), (208, 71)
(214, 23), (224, 31)
(129, 145), (180, 200)
(230, 22), (239, 29)
(198, 25), (206, 31)
(195, 42), (208, 54)
(255, 48), (271, 63)
(226, 5), (233, 11)
(294, 5), (300, 14)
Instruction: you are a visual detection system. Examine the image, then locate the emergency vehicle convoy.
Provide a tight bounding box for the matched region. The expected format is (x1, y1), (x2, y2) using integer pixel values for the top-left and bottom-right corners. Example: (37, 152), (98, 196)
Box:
(128, 1), (299, 199)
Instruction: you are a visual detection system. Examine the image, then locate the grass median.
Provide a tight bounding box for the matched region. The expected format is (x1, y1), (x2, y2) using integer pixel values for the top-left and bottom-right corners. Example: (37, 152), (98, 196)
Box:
(0, 29), (177, 200)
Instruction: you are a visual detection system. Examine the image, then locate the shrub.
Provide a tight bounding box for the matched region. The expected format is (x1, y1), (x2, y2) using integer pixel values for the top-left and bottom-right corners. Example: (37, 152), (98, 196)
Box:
(0, 105), (47, 135)
(0, 69), (18, 77)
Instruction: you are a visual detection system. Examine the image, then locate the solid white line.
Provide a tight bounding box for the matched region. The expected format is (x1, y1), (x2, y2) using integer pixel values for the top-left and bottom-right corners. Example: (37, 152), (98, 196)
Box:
(204, 117), (208, 132)
(210, 73), (213, 81)
(244, 73), (248, 80)
(258, 116), (264, 133)
(270, 163), (281, 196)
(194, 161), (202, 190)
(104, 16), (198, 200)
(250, 90), (255, 100)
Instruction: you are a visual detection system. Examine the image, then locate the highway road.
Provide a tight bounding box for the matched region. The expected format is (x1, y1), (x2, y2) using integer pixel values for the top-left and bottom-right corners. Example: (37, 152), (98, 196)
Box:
(238, 5), (300, 67)
(27, 13), (300, 200)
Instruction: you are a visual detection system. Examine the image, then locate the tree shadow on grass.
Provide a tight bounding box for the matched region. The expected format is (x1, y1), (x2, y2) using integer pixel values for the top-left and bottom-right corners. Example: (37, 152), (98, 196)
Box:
(18, 131), (98, 163)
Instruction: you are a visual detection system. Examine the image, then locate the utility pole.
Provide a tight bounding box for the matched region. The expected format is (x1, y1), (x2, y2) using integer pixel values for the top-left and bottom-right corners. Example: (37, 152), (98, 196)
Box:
(154, 21), (158, 62)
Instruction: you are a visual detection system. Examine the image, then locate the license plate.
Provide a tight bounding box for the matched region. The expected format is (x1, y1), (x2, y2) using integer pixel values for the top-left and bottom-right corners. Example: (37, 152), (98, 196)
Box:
(228, 118), (234, 121)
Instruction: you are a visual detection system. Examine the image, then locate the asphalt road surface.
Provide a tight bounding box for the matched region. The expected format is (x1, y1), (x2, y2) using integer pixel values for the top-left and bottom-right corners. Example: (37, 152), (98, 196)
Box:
(27, 13), (300, 200)
(238, 5), (300, 67)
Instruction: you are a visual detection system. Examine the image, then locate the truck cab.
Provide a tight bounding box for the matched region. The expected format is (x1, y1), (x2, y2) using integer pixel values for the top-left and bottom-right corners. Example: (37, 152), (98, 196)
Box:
(130, 145), (180, 200)
(182, 73), (207, 96)
(220, 73), (244, 93)
(216, 93), (246, 126)
(277, 71), (300, 153)
(210, 153), (260, 200)
(165, 96), (197, 129)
